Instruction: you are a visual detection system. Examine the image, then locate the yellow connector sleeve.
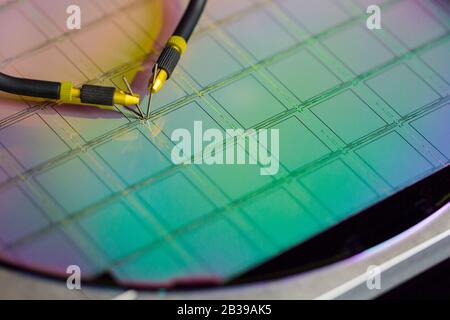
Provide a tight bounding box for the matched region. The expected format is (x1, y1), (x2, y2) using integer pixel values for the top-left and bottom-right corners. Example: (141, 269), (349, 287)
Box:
(59, 82), (79, 102)
(113, 91), (140, 106)
(150, 69), (168, 94)
(167, 35), (187, 54)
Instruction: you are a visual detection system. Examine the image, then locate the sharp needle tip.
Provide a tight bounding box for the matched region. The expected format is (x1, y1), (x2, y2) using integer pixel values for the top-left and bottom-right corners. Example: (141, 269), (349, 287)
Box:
(146, 63), (159, 119)
(146, 92), (153, 119)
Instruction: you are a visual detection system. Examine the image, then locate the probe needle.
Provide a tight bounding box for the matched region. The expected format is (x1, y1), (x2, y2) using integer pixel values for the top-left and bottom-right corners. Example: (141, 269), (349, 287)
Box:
(147, 63), (158, 119)
(118, 104), (141, 118)
(122, 76), (145, 119)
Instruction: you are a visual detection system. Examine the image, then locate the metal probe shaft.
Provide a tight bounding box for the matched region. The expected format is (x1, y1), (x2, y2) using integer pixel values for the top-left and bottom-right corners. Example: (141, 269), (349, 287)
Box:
(146, 63), (159, 119)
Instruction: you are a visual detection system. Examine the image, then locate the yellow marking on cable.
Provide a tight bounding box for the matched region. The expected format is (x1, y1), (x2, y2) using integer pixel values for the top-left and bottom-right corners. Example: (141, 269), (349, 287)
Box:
(167, 35), (187, 54)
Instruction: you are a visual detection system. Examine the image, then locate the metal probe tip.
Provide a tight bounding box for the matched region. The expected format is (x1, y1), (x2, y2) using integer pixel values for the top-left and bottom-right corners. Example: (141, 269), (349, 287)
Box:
(146, 63), (159, 119)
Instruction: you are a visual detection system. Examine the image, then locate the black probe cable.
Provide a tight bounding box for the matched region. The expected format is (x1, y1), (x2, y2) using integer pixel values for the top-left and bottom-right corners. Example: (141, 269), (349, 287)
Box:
(148, 0), (207, 94)
(0, 0), (207, 111)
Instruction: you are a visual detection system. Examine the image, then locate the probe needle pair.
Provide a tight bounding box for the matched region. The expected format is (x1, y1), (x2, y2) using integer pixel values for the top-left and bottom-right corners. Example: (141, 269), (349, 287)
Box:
(121, 63), (158, 120)
(0, 1), (206, 114)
